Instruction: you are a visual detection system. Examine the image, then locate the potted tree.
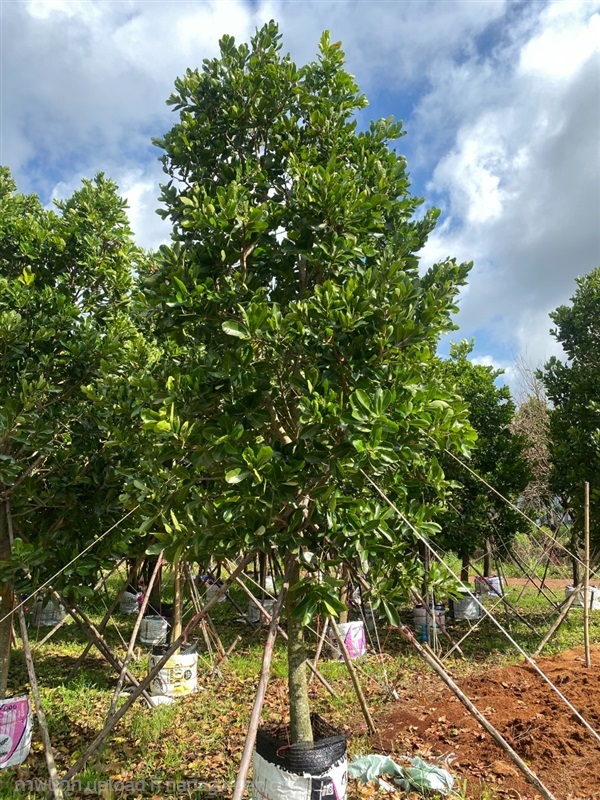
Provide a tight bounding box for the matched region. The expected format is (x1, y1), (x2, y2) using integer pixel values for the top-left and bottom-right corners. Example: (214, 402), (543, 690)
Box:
(139, 22), (475, 797)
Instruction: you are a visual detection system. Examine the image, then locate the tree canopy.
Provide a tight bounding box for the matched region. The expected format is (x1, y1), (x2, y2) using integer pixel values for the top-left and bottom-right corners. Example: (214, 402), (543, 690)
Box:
(541, 267), (600, 551)
(0, 168), (148, 695)
(435, 341), (530, 578)
(138, 22), (476, 742)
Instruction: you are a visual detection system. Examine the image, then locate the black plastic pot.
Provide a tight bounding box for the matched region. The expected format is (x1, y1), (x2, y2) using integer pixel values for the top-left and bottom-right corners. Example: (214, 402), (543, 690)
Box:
(253, 714), (347, 800)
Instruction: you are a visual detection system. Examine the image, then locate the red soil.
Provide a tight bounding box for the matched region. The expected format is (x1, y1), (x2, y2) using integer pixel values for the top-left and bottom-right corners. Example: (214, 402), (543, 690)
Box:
(373, 646), (600, 799)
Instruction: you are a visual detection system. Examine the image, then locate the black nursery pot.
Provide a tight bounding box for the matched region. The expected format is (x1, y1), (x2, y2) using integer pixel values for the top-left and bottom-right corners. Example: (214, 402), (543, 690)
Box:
(253, 715), (347, 800)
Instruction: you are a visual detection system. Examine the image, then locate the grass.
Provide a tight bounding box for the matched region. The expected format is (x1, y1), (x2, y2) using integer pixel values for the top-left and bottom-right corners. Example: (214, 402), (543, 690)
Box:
(2, 566), (598, 800)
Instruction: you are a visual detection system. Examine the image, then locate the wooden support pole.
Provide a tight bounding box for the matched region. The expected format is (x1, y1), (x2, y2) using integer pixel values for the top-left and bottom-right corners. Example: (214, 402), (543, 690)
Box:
(231, 555), (294, 800)
(208, 635), (242, 678)
(17, 605), (64, 799)
(534, 588), (580, 657)
(53, 592), (154, 708)
(67, 555), (144, 680)
(171, 558), (183, 645)
(58, 553), (256, 785)
(233, 575), (338, 699)
(6, 504), (63, 800)
(329, 617), (376, 735)
(308, 615), (330, 685)
(32, 613), (70, 652)
(396, 623), (557, 800)
(106, 553), (163, 722)
(584, 481), (591, 668)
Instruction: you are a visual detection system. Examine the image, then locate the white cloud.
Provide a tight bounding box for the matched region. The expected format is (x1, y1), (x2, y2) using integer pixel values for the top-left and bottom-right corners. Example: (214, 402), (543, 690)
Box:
(3, 0), (599, 380)
(420, 0), (600, 374)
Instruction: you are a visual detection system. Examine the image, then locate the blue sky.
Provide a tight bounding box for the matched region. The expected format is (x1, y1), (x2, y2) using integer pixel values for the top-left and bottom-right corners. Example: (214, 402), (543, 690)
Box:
(2, 0), (599, 393)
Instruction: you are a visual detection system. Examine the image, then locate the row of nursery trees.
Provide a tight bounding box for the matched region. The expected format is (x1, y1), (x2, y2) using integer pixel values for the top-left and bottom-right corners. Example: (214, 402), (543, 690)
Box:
(0, 23), (598, 744)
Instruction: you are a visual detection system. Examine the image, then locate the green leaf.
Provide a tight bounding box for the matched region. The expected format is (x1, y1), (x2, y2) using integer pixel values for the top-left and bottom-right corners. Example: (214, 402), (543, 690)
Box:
(225, 468), (251, 484)
(221, 320), (251, 339)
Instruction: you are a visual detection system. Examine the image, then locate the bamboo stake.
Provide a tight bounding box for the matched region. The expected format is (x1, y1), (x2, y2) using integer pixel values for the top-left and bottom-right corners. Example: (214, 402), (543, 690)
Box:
(17, 605), (64, 799)
(67, 555), (144, 680)
(329, 617), (376, 734)
(105, 553), (163, 723)
(231, 555), (294, 800)
(171, 558), (183, 644)
(208, 635), (242, 678)
(534, 588), (580, 657)
(233, 575), (338, 699)
(53, 592), (154, 707)
(32, 613), (70, 652)
(308, 615), (330, 685)
(6, 505), (63, 800)
(584, 481), (591, 668)
(58, 553), (255, 785)
(396, 624), (558, 800)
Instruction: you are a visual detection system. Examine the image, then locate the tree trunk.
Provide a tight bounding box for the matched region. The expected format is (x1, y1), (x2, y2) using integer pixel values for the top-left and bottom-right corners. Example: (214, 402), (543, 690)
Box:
(484, 537), (492, 578)
(0, 501), (14, 699)
(287, 558), (313, 745)
(339, 564), (349, 625)
(460, 554), (470, 584)
(146, 555), (162, 613)
(171, 558), (182, 646)
(571, 528), (580, 586)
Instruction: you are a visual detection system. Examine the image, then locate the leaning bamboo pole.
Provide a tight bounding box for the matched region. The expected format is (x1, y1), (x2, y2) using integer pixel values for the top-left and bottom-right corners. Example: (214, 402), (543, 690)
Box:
(396, 624), (557, 800)
(8, 504), (63, 800)
(584, 481), (591, 668)
(231, 555), (294, 800)
(58, 553), (255, 786)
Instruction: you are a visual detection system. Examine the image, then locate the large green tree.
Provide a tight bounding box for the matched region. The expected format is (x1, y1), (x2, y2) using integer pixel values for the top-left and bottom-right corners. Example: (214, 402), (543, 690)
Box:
(0, 169), (147, 695)
(140, 23), (475, 744)
(435, 341), (530, 582)
(541, 267), (600, 563)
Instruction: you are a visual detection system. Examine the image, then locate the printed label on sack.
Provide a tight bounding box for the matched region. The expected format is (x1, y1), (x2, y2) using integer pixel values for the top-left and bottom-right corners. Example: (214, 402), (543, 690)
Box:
(0, 696), (32, 769)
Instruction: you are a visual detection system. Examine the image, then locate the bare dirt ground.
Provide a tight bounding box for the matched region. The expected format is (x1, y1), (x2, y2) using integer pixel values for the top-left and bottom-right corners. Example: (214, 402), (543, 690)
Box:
(372, 645), (600, 799)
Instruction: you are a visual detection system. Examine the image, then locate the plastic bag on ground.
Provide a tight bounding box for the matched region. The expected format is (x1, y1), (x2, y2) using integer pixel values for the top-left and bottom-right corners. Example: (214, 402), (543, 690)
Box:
(348, 752), (454, 795)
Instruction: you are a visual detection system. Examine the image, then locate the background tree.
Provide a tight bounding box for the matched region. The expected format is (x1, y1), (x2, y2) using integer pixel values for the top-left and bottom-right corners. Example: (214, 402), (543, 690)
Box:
(435, 341), (530, 582)
(541, 267), (600, 573)
(140, 23), (475, 745)
(0, 169), (147, 696)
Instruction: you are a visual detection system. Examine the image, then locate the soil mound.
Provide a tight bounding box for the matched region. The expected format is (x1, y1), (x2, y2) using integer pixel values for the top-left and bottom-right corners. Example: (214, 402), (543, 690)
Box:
(374, 646), (600, 799)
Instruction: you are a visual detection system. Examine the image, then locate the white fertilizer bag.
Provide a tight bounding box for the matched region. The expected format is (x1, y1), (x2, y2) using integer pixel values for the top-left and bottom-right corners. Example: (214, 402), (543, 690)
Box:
(252, 716), (347, 800)
(0, 695), (33, 769)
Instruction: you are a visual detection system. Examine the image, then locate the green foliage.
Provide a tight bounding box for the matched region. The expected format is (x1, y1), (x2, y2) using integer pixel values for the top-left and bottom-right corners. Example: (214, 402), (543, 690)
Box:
(435, 340), (530, 566)
(137, 22), (475, 615)
(0, 167), (148, 596)
(541, 267), (600, 549)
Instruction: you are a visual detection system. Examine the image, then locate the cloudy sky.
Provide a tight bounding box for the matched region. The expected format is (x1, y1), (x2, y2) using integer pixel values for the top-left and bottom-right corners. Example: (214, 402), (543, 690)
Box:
(2, 0), (599, 392)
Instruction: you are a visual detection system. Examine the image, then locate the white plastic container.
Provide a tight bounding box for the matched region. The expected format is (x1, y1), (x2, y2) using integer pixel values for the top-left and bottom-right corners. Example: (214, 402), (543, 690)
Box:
(413, 605), (446, 641)
(32, 598), (65, 627)
(451, 588), (482, 621)
(327, 621), (367, 660)
(205, 583), (226, 604)
(475, 576), (503, 597)
(565, 584), (600, 610)
(139, 616), (169, 646)
(119, 590), (141, 615)
(248, 598), (277, 625)
(148, 649), (198, 698)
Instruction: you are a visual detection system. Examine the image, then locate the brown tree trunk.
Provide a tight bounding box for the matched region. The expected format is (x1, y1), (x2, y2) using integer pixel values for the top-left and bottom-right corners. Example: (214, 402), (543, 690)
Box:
(460, 554), (470, 584)
(339, 564), (349, 625)
(146, 555), (162, 613)
(171, 558), (182, 645)
(483, 537), (492, 578)
(0, 501), (14, 698)
(287, 558), (313, 745)
(571, 528), (580, 586)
